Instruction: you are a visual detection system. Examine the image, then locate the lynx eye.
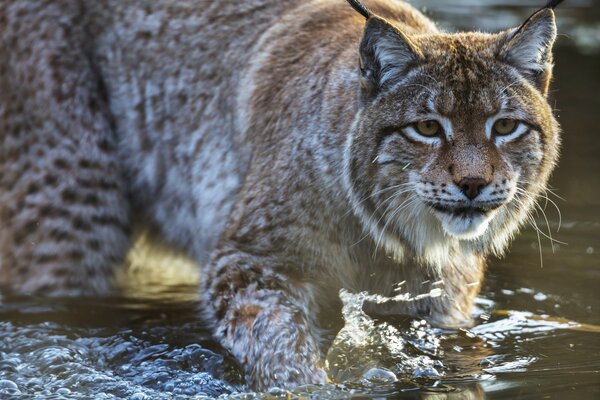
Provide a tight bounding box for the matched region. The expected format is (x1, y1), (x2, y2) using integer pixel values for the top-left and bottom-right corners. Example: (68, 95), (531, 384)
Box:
(493, 119), (518, 136)
(415, 120), (441, 137)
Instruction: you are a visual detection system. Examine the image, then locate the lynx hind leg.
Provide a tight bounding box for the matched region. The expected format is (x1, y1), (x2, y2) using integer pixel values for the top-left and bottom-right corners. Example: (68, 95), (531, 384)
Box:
(0, 2), (130, 295)
(203, 244), (328, 390)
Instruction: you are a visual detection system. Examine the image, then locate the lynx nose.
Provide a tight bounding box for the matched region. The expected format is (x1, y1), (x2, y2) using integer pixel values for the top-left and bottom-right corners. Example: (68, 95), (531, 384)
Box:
(457, 177), (489, 200)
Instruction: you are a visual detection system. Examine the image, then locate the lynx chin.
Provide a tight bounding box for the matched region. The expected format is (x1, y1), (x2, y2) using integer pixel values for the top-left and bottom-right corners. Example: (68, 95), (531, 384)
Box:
(0, 0), (562, 390)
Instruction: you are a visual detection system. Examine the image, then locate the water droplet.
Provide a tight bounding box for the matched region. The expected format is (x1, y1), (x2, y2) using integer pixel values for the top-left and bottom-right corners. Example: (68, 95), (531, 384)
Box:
(0, 380), (18, 390)
(56, 388), (71, 395)
(363, 367), (398, 383)
(413, 366), (441, 378)
(518, 287), (535, 294)
(534, 293), (548, 301)
(268, 387), (287, 396)
(130, 393), (150, 400)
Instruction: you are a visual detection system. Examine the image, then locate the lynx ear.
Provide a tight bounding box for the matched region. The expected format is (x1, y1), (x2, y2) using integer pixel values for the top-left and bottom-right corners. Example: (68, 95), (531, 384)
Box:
(499, 8), (557, 95)
(358, 17), (422, 97)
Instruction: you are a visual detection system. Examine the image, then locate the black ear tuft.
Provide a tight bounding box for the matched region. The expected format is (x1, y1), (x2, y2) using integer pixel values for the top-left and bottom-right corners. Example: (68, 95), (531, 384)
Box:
(346, 0), (372, 19)
(358, 17), (422, 98)
(544, 0), (565, 9)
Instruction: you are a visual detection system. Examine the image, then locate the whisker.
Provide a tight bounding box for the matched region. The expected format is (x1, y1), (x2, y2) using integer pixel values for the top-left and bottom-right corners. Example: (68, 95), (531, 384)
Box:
(515, 188), (567, 246)
(513, 195), (544, 268)
(530, 215), (544, 269)
(342, 182), (413, 218)
(373, 195), (417, 258)
(350, 185), (415, 248)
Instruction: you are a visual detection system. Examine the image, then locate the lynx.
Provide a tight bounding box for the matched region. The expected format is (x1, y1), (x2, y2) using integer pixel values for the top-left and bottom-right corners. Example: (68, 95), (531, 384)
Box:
(0, 0), (562, 390)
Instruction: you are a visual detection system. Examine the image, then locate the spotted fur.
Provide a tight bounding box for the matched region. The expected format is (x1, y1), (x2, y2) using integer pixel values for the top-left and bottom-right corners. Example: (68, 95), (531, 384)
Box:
(0, 0), (561, 390)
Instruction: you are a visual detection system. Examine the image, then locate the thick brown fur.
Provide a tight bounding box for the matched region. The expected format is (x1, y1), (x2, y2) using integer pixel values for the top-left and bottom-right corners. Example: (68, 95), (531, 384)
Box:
(0, 0), (561, 390)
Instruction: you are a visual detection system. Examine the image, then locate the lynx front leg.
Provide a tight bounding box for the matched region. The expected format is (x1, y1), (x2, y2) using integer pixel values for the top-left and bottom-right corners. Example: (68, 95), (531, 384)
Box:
(202, 245), (327, 390)
(364, 254), (485, 328)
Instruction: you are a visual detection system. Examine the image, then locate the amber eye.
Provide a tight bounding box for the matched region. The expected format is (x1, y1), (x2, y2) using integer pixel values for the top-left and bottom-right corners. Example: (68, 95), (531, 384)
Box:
(493, 119), (518, 136)
(415, 120), (441, 137)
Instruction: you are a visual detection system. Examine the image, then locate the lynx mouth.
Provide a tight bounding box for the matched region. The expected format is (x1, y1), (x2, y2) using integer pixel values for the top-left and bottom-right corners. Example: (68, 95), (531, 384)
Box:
(432, 205), (488, 217)
(431, 205), (498, 240)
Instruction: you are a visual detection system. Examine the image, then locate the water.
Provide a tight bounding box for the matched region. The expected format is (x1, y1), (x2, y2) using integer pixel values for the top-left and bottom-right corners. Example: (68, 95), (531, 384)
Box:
(1, 1), (599, 399)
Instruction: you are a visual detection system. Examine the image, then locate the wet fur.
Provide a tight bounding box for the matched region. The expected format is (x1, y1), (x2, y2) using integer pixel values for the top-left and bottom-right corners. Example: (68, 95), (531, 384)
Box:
(0, 0), (560, 390)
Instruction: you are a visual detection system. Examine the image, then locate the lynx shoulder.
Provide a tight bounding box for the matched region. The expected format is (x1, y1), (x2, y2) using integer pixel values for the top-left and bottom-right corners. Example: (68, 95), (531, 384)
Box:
(0, 0), (561, 390)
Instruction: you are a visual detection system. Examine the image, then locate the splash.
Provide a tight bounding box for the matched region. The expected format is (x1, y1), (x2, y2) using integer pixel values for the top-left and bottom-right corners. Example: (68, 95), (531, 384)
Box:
(326, 289), (443, 384)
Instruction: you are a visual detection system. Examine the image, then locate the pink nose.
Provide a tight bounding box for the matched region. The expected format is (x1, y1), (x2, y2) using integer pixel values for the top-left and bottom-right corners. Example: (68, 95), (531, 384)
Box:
(457, 177), (489, 200)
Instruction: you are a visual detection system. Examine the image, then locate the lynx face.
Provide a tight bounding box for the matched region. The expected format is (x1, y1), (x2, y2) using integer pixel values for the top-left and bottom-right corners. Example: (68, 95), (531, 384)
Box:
(345, 9), (560, 262)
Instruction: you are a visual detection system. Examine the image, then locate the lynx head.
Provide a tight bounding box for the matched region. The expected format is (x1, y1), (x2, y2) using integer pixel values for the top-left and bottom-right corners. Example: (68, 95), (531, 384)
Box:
(344, 5), (561, 266)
